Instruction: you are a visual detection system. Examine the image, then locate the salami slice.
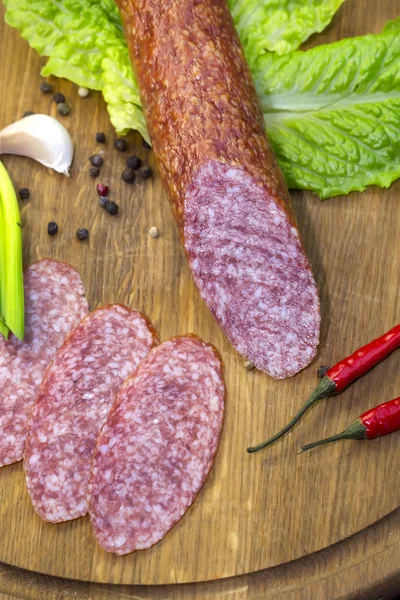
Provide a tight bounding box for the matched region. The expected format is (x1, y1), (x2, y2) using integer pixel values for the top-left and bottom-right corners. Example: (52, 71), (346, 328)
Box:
(89, 335), (225, 555)
(117, 0), (320, 379)
(0, 259), (88, 467)
(24, 304), (159, 523)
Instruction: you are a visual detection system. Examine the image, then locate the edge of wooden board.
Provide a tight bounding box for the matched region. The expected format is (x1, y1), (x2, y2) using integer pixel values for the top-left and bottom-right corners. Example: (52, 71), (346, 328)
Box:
(0, 508), (399, 600)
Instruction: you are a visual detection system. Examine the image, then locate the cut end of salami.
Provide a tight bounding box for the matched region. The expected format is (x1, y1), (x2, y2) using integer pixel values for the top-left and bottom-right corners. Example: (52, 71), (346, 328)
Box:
(184, 161), (320, 379)
(89, 335), (225, 555)
(0, 259), (88, 467)
(24, 304), (159, 523)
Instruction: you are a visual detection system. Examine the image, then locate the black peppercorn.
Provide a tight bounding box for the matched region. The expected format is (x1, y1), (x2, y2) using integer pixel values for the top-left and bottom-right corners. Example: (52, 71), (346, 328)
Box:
(57, 102), (70, 116)
(40, 81), (52, 94)
(23, 111), (34, 118)
(126, 155), (141, 170)
(18, 188), (30, 200)
(47, 221), (58, 236)
(98, 196), (108, 208)
(89, 154), (103, 168)
(139, 165), (153, 180)
(317, 365), (330, 379)
(89, 166), (100, 178)
(142, 138), (151, 149)
(121, 167), (135, 184)
(114, 138), (128, 152)
(53, 92), (65, 104)
(105, 200), (118, 215)
(96, 132), (106, 143)
(76, 228), (89, 240)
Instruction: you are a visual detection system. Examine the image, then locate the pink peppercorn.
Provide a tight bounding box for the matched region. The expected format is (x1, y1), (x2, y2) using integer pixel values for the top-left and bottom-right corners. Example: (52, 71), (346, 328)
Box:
(96, 183), (109, 197)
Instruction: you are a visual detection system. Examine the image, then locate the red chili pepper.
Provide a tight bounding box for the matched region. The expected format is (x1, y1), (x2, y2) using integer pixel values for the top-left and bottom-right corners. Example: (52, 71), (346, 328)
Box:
(247, 324), (400, 454)
(299, 397), (400, 453)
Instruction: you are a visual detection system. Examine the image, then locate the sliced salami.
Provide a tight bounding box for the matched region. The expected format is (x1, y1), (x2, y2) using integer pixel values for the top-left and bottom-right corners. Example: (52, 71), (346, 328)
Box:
(0, 259), (88, 467)
(89, 335), (225, 555)
(24, 304), (159, 523)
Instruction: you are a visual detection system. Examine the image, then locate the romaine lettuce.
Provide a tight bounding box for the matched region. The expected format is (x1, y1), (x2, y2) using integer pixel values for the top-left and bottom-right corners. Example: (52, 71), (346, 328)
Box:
(383, 17), (400, 33)
(4, 0), (147, 139)
(4, 0), (118, 90)
(101, 44), (149, 139)
(254, 32), (400, 197)
(228, 0), (346, 61)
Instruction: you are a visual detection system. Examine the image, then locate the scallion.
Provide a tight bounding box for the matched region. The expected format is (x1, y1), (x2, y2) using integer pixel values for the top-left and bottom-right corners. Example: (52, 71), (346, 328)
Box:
(0, 161), (24, 340)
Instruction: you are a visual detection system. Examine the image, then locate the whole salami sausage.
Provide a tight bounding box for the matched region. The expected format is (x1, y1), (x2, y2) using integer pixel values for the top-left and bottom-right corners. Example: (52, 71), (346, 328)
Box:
(116, 0), (320, 379)
(89, 335), (225, 554)
(0, 259), (88, 467)
(24, 304), (159, 523)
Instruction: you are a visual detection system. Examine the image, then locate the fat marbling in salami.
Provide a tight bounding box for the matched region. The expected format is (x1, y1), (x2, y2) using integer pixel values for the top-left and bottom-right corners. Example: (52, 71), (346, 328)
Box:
(116, 0), (320, 379)
(0, 259), (88, 467)
(89, 335), (225, 554)
(24, 304), (159, 523)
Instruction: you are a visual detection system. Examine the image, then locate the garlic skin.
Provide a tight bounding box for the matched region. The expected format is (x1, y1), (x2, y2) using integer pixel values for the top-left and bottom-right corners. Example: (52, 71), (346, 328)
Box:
(0, 114), (73, 176)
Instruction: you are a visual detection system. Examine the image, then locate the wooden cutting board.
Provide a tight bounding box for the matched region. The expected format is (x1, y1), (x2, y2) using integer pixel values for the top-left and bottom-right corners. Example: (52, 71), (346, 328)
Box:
(0, 0), (399, 593)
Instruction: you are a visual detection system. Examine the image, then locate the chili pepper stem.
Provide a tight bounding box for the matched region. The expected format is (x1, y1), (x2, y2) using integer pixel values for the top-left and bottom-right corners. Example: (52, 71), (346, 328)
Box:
(247, 376), (337, 453)
(299, 419), (367, 454)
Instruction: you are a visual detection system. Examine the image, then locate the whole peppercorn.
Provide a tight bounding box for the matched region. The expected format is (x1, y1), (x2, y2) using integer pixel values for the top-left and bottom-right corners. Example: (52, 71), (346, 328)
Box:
(40, 81), (52, 94)
(142, 138), (151, 149)
(47, 221), (58, 236)
(23, 111), (34, 118)
(76, 228), (89, 241)
(53, 92), (65, 104)
(78, 87), (90, 98)
(18, 188), (30, 200)
(114, 138), (128, 152)
(98, 196), (108, 208)
(89, 166), (100, 178)
(96, 132), (106, 144)
(126, 155), (141, 170)
(96, 183), (109, 196)
(149, 226), (159, 239)
(90, 154), (103, 168)
(317, 365), (330, 379)
(121, 167), (135, 184)
(105, 200), (118, 215)
(244, 360), (255, 371)
(139, 165), (153, 180)
(57, 102), (70, 116)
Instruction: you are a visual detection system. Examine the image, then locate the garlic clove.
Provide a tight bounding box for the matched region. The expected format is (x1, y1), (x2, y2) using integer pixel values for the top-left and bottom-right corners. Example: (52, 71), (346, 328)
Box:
(0, 114), (73, 176)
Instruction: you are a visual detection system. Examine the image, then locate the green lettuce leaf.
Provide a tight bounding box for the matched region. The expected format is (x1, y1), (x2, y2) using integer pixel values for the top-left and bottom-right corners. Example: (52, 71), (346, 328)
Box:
(101, 44), (149, 140)
(4, 0), (115, 90)
(383, 17), (400, 33)
(229, 0), (346, 61)
(4, 0), (147, 140)
(254, 31), (400, 197)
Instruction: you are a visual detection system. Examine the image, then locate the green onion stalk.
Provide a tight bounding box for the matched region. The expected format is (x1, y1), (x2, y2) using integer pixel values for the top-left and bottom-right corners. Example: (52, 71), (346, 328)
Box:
(0, 160), (24, 340)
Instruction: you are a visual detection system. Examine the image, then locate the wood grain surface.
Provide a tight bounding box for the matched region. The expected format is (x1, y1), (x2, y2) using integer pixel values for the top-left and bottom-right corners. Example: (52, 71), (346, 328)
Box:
(0, 508), (399, 600)
(0, 0), (400, 597)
